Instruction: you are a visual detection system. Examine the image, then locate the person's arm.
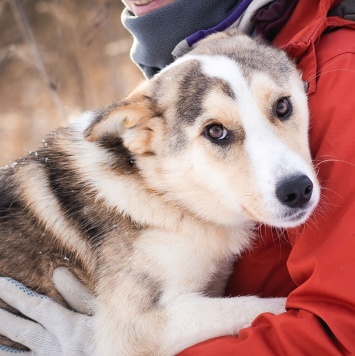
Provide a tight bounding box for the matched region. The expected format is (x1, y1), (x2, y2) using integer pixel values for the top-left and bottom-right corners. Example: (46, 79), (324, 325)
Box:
(179, 27), (355, 356)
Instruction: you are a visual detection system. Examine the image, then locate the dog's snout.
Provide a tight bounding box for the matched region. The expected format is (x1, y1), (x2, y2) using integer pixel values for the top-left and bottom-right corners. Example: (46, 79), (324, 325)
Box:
(276, 175), (313, 208)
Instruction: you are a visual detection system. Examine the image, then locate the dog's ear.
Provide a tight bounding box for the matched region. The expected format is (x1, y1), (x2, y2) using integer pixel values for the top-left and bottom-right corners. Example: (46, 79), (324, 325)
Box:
(84, 82), (163, 155)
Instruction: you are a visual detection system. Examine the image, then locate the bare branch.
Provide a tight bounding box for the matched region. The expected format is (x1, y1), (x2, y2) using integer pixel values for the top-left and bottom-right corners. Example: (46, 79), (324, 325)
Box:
(9, 0), (68, 123)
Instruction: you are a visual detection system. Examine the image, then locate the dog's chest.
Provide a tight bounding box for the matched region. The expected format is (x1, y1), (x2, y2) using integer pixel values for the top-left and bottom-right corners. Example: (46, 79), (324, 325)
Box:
(131, 223), (253, 297)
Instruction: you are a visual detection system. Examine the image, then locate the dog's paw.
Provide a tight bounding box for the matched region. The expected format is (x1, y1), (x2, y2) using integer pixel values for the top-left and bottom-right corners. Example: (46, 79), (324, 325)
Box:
(261, 297), (287, 315)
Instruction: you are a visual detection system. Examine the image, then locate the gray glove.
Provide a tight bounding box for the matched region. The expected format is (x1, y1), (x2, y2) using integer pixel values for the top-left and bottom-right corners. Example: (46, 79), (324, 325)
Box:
(0, 268), (96, 356)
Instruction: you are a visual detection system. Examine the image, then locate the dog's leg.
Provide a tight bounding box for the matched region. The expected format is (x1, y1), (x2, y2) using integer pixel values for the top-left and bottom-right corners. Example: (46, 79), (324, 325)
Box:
(94, 305), (165, 356)
(204, 257), (235, 297)
(161, 294), (286, 355)
(93, 274), (167, 356)
(94, 292), (285, 356)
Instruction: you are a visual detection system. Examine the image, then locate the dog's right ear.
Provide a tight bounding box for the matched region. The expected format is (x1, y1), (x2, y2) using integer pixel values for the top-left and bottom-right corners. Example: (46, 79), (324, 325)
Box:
(84, 82), (155, 142)
(84, 82), (161, 155)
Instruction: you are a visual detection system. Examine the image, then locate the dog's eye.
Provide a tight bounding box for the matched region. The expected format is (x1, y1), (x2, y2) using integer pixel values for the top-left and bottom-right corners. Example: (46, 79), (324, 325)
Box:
(274, 97), (292, 120)
(205, 124), (229, 141)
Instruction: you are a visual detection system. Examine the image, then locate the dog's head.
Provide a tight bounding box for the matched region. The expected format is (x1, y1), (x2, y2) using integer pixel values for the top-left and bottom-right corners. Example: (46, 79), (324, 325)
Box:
(85, 30), (320, 228)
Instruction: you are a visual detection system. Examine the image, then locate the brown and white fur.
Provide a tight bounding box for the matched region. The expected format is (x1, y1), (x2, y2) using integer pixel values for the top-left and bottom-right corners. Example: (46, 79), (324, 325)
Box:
(0, 29), (320, 355)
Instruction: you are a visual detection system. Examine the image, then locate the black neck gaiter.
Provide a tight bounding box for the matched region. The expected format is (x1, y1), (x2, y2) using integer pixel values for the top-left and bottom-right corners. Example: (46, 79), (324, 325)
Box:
(122, 0), (242, 78)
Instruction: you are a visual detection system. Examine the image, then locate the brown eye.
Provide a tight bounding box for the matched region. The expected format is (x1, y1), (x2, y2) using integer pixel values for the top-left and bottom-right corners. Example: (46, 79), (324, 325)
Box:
(275, 97), (292, 119)
(205, 124), (229, 141)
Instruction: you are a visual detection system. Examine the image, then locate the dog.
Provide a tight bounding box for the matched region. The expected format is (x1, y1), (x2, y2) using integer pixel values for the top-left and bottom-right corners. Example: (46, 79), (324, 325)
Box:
(0, 29), (320, 355)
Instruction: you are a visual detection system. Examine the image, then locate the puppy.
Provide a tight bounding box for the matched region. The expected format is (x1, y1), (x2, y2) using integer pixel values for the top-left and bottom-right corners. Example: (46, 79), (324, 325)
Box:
(0, 29), (320, 355)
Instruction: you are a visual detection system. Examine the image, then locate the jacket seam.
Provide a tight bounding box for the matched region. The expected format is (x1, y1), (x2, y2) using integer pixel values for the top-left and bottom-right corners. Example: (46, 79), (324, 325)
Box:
(318, 50), (355, 69)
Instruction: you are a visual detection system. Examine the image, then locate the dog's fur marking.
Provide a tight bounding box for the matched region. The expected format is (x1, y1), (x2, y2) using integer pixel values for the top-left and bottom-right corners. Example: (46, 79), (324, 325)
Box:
(176, 61), (236, 125)
(0, 30), (320, 354)
(16, 163), (93, 267)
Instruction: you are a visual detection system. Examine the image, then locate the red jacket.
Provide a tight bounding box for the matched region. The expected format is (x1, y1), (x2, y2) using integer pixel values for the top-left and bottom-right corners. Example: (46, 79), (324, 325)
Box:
(181, 0), (355, 354)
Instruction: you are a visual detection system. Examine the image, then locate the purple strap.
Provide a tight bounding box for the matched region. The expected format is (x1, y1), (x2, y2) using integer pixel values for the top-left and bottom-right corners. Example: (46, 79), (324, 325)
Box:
(185, 0), (255, 47)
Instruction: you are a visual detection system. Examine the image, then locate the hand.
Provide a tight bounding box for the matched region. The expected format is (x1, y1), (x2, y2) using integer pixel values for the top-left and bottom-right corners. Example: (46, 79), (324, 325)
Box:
(52, 267), (96, 316)
(0, 268), (96, 355)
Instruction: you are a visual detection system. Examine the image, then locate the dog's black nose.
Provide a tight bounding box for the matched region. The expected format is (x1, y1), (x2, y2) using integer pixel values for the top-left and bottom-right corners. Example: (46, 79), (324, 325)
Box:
(276, 175), (313, 208)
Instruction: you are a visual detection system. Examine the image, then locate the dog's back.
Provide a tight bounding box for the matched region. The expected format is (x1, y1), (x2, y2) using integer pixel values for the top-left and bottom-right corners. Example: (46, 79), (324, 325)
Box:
(0, 154), (72, 300)
(0, 132), (88, 347)
(0, 119), (142, 291)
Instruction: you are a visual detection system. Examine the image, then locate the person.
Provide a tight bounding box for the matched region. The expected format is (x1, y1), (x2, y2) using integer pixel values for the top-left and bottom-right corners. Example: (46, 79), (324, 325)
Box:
(1, 0), (355, 354)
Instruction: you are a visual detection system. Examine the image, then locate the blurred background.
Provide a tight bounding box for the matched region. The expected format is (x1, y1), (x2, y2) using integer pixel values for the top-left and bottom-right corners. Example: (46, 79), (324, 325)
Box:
(0, 0), (142, 166)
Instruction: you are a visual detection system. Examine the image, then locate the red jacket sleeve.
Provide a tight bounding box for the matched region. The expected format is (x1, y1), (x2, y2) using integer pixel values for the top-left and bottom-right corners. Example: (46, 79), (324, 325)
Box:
(179, 27), (355, 355)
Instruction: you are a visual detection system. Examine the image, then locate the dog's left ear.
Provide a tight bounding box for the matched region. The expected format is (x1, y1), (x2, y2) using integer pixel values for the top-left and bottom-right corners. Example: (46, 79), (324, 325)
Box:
(84, 82), (162, 155)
